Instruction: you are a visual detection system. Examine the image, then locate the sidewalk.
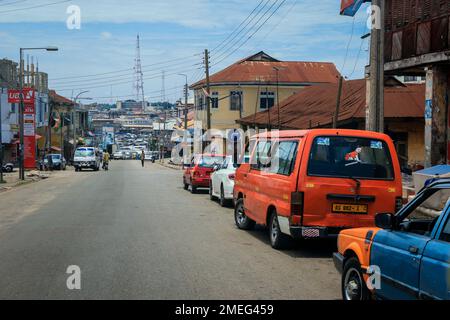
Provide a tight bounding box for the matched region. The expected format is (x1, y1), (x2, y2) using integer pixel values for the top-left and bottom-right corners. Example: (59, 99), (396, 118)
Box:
(157, 159), (182, 170)
(0, 169), (59, 193)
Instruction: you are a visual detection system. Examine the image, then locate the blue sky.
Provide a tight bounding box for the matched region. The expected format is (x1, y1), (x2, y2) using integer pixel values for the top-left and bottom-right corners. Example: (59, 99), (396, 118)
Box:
(0, 0), (371, 103)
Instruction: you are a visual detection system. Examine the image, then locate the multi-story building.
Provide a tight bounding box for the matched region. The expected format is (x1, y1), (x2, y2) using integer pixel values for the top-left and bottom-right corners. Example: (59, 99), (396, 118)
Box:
(189, 51), (341, 130)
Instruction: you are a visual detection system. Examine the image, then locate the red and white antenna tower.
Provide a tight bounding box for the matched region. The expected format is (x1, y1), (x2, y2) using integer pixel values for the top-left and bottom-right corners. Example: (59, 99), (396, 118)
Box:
(133, 34), (145, 109)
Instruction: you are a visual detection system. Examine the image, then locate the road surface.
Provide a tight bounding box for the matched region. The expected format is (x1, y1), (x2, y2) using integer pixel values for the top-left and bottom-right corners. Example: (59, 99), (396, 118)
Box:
(0, 160), (340, 299)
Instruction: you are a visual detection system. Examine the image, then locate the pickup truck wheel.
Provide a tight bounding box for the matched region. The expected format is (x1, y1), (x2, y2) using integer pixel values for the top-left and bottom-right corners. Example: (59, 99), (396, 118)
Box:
(269, 212), (291, 250)
(234, 199), (255, 230)
(342, 257), (370, 301)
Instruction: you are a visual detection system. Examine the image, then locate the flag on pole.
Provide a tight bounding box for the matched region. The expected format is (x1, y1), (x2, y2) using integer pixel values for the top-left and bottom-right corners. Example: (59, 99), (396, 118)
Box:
(340, 0), (368, 16)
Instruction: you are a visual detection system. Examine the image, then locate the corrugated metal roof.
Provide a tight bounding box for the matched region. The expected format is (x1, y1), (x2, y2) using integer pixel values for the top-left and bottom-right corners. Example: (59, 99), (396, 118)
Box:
(238, 79), (425, 129)
(190, 51), (340, 88)
(49, 90), (74, 106)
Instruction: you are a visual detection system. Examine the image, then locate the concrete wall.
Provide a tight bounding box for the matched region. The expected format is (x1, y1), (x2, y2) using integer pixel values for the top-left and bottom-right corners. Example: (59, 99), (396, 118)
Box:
(194, 85), (305, 130)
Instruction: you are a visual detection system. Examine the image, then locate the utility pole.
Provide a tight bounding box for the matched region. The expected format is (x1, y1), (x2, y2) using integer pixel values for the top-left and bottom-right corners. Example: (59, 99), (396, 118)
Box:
(19, 50), (25, 180)
(367, 0), (385, 132)
(333, 76), (344, 128)
(204, 49), (211, 130)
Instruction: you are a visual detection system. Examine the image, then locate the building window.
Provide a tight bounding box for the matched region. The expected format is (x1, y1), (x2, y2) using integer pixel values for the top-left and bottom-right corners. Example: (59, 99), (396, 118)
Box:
(260, 91), (275, 110)
(211, 92), (219, 109)
(11, 103), (16, 113)
(230, 91), (242, 111)
(196, 94), (204, 110)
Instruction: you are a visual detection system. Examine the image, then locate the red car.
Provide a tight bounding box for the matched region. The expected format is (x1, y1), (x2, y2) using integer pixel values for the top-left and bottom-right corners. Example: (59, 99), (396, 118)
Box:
(183, 154), (225, 194)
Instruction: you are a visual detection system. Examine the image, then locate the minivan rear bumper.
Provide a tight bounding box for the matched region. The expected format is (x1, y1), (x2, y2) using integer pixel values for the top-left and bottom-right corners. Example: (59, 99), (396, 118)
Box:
(290, 226), (346, 239)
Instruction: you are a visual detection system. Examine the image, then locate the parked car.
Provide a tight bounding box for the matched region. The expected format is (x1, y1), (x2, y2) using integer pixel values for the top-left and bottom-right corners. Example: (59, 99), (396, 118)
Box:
(334, 178), (450, 300)
(112, 151), (124, 160)
(44, 154), (67, 170)
(233, 129), (403, 250)
(73, 147), (101, 171)
(210, 155), (249, 207)
(1, 162), (14, 172)
(122, 151), (132, 160)
(183, 154), (226, 194)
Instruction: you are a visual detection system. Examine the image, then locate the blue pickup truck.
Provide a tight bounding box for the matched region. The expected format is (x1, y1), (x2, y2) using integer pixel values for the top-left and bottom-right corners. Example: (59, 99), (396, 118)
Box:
(334, 179), (450, 300)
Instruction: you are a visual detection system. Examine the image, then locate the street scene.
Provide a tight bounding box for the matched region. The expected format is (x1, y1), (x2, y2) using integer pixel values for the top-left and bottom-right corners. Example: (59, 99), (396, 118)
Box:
(0, 0), (450, 305)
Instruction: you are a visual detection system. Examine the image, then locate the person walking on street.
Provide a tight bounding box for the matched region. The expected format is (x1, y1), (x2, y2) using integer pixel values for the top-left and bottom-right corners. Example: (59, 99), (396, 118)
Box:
(141, 150), (145, 167)
(102, 151), (110, 170)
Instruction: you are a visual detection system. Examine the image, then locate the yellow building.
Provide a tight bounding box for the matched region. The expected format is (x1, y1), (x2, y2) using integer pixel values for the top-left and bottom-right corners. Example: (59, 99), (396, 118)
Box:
(189, 51), (340, 130)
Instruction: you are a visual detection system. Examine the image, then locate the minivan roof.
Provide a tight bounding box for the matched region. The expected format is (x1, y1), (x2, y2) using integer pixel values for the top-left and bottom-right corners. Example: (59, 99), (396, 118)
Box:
(252, 129), (390, 140)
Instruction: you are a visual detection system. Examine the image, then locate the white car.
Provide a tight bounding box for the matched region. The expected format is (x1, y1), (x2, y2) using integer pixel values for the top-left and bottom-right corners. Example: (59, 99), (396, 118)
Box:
(112, 151), (124, 160)
(209, 156), (238, 207)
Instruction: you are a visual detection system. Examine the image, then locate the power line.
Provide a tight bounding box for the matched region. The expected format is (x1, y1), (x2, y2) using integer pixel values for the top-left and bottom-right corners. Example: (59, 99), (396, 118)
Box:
(0, 0), (29, 7)
(211, 0), (267, 53)
(211, 0), (274, 60)
(340, 16), (356, 74)
(53, 66), (201, 92)
(0, 0), (70, 13)
(212, 0), (287, 67)
(50, 60), (202, 86)
(51, 62), (202, 89)
(50, 54), (201, 81)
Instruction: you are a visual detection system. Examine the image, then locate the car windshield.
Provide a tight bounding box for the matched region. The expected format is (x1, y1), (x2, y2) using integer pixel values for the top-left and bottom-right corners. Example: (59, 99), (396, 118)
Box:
(307, 136), (394, 180)
(197, 156), (224, 168)
(75, 149), (95, 157)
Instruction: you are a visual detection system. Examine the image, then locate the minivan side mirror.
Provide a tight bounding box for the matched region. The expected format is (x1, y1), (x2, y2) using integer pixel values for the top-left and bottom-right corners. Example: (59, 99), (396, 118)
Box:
(375, 212), (395, 230)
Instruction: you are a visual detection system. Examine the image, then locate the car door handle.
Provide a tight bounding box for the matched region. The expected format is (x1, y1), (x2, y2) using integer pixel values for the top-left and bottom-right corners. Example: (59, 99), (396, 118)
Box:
(409, 246), (419, 254)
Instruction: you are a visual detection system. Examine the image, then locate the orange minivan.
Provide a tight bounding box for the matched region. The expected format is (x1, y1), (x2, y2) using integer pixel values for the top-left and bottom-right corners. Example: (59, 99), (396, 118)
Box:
(233, 129), (402, 249)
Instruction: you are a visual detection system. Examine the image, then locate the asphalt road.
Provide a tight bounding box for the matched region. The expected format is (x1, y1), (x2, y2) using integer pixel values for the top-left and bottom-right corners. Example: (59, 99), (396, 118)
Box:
(0, 160), (340, 299)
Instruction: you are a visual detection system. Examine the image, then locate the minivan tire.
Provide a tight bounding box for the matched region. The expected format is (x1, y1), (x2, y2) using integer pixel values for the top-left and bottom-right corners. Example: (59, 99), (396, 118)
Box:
(342, 257), (370, 301)
(234, 199), (255, 230)
(269, 212), (291, 250)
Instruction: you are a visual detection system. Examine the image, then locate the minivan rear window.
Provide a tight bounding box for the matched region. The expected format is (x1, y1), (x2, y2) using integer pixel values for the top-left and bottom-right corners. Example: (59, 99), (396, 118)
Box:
(197, 156), (224, 168)
(307, 136), (394, 180)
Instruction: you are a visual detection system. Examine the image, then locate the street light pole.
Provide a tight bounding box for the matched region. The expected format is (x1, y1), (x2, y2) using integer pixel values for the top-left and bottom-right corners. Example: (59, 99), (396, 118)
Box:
(18, 46), (58, 180)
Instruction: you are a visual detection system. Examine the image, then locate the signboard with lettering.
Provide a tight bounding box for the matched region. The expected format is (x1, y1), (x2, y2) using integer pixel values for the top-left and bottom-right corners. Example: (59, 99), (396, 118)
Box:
(9, 88), (37, 169)
(7, 88), (35, 104)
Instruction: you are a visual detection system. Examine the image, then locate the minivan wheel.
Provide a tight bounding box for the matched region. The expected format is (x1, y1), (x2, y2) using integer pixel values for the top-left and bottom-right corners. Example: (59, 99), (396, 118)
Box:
(234, 199), (255, 230)
(269, 212), (291, 250)
(342, 257), (370, 301)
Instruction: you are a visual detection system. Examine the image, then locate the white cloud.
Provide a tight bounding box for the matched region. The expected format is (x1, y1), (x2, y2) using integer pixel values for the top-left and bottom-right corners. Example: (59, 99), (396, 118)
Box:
(100, 31), (112, 40)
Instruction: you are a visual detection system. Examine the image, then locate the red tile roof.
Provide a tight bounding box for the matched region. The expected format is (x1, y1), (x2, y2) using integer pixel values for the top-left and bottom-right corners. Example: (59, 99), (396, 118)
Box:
(238, 79), (425, 129)
(190, 51), (340, 88)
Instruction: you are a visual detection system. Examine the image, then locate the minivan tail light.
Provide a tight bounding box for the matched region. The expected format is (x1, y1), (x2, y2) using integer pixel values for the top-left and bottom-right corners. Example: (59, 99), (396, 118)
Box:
(228, 174), (235, 180)
(291, 191), (304, 216)
(395, 197), (403, 212)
